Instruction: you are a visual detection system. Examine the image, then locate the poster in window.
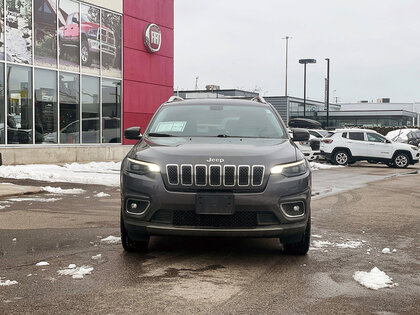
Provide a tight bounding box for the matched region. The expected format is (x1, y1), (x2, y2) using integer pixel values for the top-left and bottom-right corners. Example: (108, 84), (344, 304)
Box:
(101, 11), (121, 78)
(58, 0), (79, 72)
(80, 4), (100, 75)
(6, 0), (32, 64)
(0, 1), (4, 60)
(34, 0), (57, 68)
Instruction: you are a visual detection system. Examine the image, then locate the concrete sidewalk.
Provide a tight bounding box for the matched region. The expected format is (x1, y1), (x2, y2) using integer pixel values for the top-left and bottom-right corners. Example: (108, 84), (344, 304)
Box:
(0, 183), (44, 198)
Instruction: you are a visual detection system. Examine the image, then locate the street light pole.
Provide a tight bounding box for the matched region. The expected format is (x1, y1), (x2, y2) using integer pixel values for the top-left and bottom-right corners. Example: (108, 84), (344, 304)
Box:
(299, 59), (316, 117)
(283, 36), (292, 96)
(325, 58), (330, 128)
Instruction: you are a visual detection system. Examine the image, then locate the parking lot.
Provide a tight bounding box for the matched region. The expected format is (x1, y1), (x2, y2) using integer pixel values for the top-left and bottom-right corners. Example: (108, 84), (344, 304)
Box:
(0, 162), (419, 314)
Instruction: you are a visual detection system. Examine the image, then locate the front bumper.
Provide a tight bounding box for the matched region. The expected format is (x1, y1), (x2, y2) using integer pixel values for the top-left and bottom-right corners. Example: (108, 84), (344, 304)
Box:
(121, 169), (311, 241)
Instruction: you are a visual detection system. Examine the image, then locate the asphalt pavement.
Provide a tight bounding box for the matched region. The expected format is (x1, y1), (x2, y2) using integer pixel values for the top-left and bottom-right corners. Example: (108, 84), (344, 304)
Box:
(0, 163), (419, 314)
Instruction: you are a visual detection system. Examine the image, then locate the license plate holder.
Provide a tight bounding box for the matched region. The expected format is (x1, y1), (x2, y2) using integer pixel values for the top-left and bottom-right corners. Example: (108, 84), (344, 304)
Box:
(196, 194), (234, 215)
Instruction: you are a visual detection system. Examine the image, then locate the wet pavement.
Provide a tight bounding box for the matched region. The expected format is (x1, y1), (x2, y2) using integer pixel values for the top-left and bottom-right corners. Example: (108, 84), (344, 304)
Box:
(0, 163), (419, 314)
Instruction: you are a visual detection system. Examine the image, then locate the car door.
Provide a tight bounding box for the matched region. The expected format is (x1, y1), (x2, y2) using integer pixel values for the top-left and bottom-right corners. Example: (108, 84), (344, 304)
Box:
(366, 132), (393, 159)
(347, 131), (368, 157)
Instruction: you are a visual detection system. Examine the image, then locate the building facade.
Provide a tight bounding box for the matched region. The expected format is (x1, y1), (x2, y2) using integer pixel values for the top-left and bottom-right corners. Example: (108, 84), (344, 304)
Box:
(0, 0), (173, 163)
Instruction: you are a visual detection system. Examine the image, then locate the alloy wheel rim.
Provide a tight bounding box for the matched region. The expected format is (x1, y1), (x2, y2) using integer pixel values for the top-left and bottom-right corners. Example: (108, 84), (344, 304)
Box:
(81, 47), (88, 62)
(395, 155), (408, 167)
(336, 152), (347, 164)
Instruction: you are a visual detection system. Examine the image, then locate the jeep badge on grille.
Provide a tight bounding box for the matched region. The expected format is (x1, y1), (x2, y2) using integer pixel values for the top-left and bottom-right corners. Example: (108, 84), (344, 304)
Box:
(206, 158), (224, 163)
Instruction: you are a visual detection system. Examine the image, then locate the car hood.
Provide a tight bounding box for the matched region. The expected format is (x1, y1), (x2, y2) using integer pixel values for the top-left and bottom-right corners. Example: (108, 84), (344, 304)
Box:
(129, 137), (300, 167)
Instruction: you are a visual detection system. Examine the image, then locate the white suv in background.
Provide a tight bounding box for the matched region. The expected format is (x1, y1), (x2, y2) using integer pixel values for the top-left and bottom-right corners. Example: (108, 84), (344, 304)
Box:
(320, 128), (420, 168)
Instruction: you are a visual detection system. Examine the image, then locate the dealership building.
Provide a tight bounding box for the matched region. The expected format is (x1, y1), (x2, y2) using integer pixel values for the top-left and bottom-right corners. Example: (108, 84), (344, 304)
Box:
(0, 0), (173, 164)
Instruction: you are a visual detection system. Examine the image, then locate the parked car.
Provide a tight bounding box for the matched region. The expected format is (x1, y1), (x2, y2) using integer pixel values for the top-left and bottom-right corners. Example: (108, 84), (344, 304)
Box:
(59, 13), (116, 67)
(288, 130), (320, 161)
(308, 129), (329, 139)
(386, 128), (420, 147)
(121, 97), (312, 255)
(320, 128), (420, 168)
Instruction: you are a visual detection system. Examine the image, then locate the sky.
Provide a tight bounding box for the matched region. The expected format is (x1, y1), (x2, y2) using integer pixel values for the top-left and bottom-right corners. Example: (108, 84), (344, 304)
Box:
(174, 0), (420, 103)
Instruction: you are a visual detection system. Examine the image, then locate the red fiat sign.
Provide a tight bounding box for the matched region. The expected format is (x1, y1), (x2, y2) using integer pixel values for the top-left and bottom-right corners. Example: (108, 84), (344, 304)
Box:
(144, 23), (162, 53)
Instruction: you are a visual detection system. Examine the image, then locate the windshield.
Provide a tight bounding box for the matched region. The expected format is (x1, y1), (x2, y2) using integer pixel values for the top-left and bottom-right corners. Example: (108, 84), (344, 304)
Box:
(147, 104), (286, 138)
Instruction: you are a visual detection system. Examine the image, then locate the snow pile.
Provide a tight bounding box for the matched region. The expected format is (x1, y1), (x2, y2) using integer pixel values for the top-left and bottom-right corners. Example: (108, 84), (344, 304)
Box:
(310, 162), (343, 171)
(353, 267), (398, 290)
(0, 162), (120, 186)
(8, 197), (62, 203)
(100, 236), (121, 244)
(0, 278), (18, 286)
(42, 186), (86, 195)
(91, 254), (102, 260)
(0, 204), (10, 210)
(335, 241), (363, 249)
(382, 248), (397, 254)
(57, 265), (93, 279)
(36, 261), (49, 266)
(95, 192), (110, 198)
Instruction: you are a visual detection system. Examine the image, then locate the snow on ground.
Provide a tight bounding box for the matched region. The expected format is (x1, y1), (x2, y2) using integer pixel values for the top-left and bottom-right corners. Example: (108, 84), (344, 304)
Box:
(0, 205), (10, 209)
(0, 278), (18, 286)
(42, 186), (86, 195)
(35, 261), (49, 266)
(310, 162), (343, 171)
(100, 236), (121, 244)
(91, 254), (102, 260)
(311, 239), (363, 250)
(0, 162), (121, 186)
(311, 234), (323, 238)
(95, 192), (110, 198)
(57, 265), (93, 279)
(8, 197), (62, 203)
(353, 267), (398, 290)
(335, 241), (363, 249)
(382, 248), (397, 254)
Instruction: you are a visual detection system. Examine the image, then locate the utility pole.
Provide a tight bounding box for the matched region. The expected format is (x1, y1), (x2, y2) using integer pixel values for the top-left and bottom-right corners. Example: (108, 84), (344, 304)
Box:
(325, 58), (330, 128)
(195, 76), (199, 90)
(299, 59), (316, 117)
(283, 36), (292, 96)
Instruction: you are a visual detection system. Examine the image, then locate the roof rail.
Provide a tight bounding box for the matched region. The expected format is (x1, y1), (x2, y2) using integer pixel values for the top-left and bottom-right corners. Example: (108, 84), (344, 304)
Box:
(251, 96), (267, 104)
(166, 96), (184, 103)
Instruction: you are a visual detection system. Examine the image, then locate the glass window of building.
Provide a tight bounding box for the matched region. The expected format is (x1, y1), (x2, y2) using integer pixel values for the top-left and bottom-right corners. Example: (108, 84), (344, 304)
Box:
(35, 69), (57, 144)
(102, 79), (121, 143)
(34, 0), (57, 68)
(101, 10), (122, 78)
(6, 0), (32, 65)
(0, 64), (4, 144)
(59, 72), (79, 144)
(82, 75), (100, 143)
(59, 0), (80, 72)
(7, 65), (33, 144)
(81, 4), (100, 75)
(0, 1), (4, 60)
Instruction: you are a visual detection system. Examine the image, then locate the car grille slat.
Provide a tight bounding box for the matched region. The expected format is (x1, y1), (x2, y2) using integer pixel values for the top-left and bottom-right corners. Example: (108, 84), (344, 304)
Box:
(166, 164), (265, 188)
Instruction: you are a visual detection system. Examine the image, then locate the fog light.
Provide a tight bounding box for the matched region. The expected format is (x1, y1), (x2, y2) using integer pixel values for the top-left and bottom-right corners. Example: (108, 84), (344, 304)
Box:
(126, 199), (150, 214)
(280, 201), (305, 218)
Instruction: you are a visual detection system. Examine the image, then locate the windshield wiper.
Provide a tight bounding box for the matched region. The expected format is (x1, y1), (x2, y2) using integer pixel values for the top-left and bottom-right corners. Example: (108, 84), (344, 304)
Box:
(147, 133), (174, 137)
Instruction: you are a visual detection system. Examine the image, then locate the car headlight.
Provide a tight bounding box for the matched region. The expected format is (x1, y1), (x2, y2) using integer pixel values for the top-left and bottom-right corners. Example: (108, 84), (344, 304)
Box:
(271, 160), (307, 177)
(88, 28), (98, 37)
(127, 158), (160, 174)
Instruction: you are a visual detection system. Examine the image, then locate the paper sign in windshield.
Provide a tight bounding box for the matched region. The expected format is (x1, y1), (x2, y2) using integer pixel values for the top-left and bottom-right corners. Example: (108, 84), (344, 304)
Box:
(156, 121), (187, 132)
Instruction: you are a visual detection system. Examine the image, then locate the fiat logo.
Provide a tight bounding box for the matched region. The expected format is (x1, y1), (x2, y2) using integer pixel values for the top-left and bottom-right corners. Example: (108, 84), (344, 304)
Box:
(144, 23), (162, 53)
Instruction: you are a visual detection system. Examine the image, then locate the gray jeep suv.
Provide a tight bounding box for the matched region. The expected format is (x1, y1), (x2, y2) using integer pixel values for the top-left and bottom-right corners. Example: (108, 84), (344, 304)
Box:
(121, 97), (312, 255)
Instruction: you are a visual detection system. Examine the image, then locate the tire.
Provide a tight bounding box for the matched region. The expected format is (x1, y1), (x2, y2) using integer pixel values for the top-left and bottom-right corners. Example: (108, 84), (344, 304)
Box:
(393, 153), (409, 169)
(283, 217), (311, 255)
(120, 213), (149, 252)
(333, 150), (350, 166)
(81, 39), (92, 66)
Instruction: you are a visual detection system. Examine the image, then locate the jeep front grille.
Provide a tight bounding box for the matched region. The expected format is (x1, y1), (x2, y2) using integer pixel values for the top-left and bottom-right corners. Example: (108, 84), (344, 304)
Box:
(166, 164), (265, 188)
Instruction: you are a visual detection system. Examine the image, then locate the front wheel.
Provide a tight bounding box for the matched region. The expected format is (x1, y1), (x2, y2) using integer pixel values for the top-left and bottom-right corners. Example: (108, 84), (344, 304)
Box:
(81, 40), (92, 66)
(393, 153), (409, 168)
(282, 217), (311, 255)
(333, 150), (350, 166)
(121, 214), (149, 252)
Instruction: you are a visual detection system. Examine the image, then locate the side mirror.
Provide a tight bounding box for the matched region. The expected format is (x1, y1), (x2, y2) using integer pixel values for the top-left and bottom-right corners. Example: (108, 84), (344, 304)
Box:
(291, 128), (310, 142)
(124, 127), (142, 140)
(386, 139), (391, 144)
